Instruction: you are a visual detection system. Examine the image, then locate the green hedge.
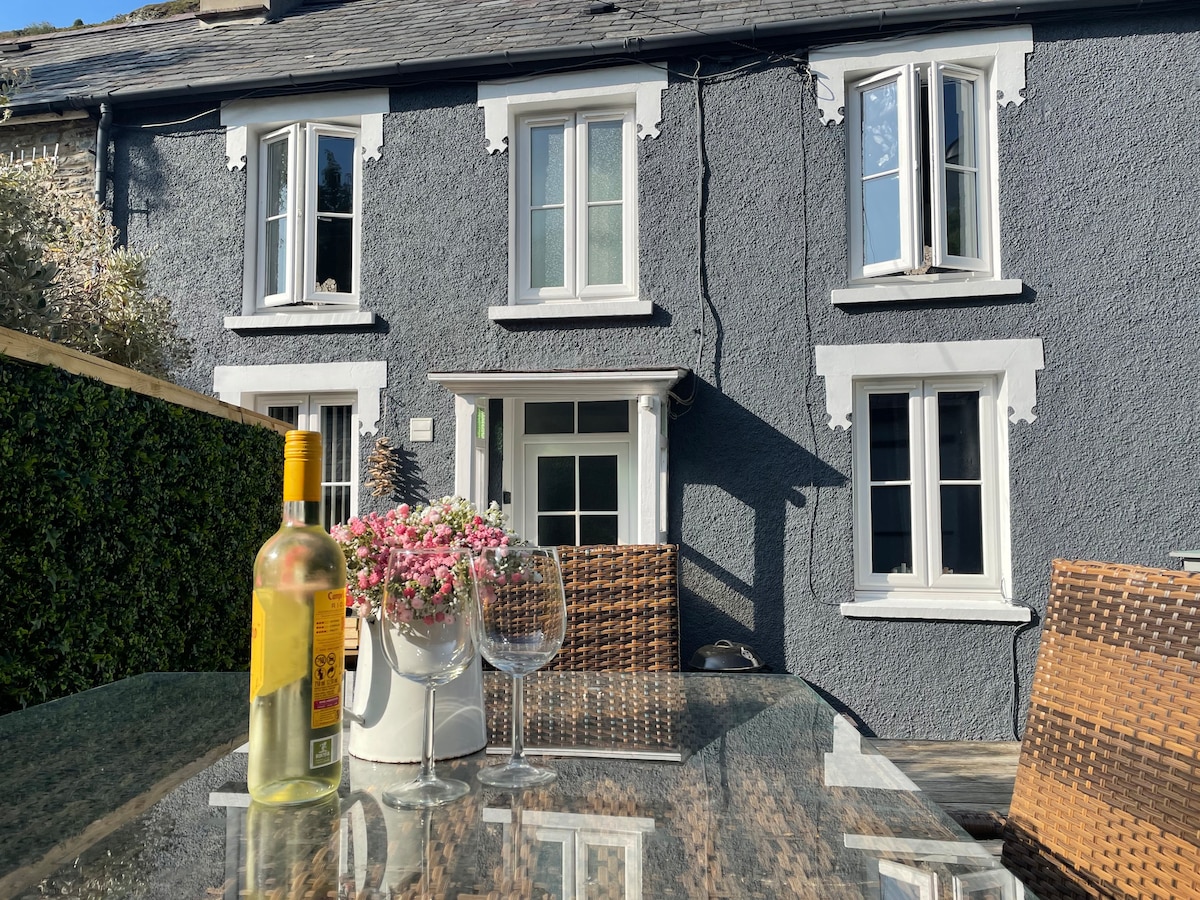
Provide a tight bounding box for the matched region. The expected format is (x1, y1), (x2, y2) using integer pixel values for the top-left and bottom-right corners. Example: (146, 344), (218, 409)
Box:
(0, 357), (284, 713)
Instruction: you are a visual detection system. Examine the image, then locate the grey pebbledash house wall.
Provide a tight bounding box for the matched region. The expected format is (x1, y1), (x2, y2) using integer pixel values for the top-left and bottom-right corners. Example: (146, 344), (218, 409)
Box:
(86, 9), (1200, 739)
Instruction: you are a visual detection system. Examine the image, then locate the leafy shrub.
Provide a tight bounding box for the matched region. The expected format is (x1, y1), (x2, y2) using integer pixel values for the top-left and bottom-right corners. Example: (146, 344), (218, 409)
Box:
(0, 160), (191, 379)
(0, 357), (284, 712)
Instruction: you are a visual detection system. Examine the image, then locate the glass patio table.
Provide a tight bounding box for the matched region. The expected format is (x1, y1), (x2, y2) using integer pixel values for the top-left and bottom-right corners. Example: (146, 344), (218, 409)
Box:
(0, 670), (1034, 899)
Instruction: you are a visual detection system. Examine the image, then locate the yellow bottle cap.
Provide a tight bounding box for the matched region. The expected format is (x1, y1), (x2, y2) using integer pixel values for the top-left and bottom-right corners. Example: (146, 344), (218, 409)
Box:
(283, 430), (323, 502)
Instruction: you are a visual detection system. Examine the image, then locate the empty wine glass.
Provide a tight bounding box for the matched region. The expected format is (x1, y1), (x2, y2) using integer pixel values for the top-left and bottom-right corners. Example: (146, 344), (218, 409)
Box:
(378, 546), (476, 808)
(473, 546), (566, 788)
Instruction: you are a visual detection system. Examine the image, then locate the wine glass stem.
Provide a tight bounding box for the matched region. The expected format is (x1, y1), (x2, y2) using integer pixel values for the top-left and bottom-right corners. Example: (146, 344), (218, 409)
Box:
(419, 684), (438, 785)
(510, 673), (527, 766)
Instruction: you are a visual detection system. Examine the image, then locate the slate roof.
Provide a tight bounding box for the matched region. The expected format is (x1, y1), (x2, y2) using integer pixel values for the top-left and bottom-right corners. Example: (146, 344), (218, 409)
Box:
(0, 0), (1167, 112)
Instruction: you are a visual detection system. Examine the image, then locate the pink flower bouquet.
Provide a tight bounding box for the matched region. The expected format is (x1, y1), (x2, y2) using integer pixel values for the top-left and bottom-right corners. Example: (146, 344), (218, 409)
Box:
(331, 496), (516, 624)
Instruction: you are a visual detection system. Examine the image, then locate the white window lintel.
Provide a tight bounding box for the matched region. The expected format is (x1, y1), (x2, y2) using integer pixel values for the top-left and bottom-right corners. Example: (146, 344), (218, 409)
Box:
(477, 64), (668, 154)
(814, 339), (1044, 430)
(809, 26), (1032, 126)
(213, 361), (386, 435)
(221, 88), (387, 170)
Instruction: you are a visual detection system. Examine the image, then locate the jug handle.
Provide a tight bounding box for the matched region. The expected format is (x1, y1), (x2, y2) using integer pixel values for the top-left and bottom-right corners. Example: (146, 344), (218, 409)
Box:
(342, 789), (386, 893)
(344, 614), (374, 725)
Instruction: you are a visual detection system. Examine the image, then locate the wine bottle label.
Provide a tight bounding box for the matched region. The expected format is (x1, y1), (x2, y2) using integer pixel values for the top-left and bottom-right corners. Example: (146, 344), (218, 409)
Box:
(311, 588), (345, 729)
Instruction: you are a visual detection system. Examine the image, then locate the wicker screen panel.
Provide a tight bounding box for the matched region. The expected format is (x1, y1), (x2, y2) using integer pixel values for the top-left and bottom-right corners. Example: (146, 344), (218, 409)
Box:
(1002, 558), (1200, 899)
(550, 544), (680, 672)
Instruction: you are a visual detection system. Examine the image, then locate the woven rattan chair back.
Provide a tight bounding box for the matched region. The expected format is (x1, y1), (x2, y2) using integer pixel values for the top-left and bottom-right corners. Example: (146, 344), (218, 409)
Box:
(547, 544), (680, 671)
(1002, 558), (1200, 899)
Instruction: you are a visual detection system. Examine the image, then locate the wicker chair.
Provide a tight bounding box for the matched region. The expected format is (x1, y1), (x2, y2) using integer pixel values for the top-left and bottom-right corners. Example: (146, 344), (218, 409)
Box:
(549, 544), (681, 671)
(999, 558), (1200, 899)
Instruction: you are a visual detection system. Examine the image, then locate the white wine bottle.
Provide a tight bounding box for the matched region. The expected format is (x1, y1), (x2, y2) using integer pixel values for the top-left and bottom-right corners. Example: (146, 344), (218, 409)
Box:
(248, 430), (346, 805)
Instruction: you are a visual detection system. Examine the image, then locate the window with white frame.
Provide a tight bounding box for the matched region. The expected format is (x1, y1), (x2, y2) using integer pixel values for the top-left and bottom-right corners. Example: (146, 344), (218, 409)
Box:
(517, 110), (636, 304)
(478, 66), (667, 321)
(213, 360), (387, 530)
(221, 91), (385, 321)
(810, 27), (1032, 302)
(854, 377), (998, 594)
(851, 63), (987, 278)
(814, 339), (1042, 621)
(257, 123), (360, 306)
(260, 393), (356, 529)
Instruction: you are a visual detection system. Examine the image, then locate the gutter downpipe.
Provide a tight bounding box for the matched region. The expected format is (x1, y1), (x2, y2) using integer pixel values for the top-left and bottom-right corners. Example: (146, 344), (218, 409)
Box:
(94, 101), (112, 207)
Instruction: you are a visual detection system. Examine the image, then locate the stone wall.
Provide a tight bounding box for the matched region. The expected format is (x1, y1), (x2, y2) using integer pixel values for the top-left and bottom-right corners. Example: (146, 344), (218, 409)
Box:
(0, 113), (94, 194)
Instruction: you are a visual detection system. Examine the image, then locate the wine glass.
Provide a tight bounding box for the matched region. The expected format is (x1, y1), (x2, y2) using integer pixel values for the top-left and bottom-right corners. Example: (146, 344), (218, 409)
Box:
(378, 546), (477, 808)
(472, 546), (567, 788)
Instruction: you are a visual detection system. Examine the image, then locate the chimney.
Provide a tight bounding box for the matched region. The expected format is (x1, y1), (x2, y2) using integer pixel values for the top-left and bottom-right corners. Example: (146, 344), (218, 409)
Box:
(197, 0), (303, 22)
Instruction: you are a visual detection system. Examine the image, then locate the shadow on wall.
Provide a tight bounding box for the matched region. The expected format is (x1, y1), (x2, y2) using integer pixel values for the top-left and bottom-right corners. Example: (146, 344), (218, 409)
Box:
(669, 377), (846, 673)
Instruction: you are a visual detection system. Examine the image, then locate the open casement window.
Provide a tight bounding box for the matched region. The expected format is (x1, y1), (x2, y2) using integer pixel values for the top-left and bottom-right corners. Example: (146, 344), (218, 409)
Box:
(850, 62), (989, 280)
(258, 123), (360, 308)
(853, 377), (1000, 597)
(516, 400), (634, 545)
(258, 393), (357, 529)
(516, 110), (637, 304)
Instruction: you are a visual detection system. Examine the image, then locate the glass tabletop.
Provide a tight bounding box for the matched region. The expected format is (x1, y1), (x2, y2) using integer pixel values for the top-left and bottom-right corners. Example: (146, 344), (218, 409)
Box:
(0, 671), (1034, 899)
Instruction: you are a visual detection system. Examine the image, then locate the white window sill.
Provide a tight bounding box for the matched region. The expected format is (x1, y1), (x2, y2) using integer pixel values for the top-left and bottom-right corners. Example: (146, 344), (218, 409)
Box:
(488, 300), (655, 322)
(831, 278), (1024, 306)
(225, 310), (376, 330)
(841, 596), (1032, 623)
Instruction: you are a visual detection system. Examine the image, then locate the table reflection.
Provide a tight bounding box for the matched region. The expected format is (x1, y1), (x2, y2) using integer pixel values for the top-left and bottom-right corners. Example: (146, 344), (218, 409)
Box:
(8, 673), (1034, 900)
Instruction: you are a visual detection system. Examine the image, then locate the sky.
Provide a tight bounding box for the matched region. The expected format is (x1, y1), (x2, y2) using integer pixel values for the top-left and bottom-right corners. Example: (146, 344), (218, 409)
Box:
(0, 0), (136, 31)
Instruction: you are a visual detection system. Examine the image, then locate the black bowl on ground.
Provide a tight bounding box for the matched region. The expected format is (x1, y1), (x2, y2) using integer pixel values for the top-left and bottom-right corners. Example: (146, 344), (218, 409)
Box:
(688, 640), (765, 672)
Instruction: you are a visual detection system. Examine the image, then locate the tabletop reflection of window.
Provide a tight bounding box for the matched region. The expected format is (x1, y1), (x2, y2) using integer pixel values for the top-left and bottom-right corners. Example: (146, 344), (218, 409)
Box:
(483, 808), (655, 900)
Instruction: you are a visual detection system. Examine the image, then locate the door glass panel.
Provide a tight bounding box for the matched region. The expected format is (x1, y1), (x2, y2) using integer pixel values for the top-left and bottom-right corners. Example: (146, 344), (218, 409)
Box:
(585, 843), (626, 899)
(532, 839), (566, 900)
(315, 216), (353, 293)
(944, 169), (979, 259)
(938, 391), (980, 480)
(862, 175), (902, 266)
(531, 125), (565, 207)
(860, 79), (901, 267)
(580, 515), (618, 545)
(320, 404), (353, 528)
(264, 138), (289, 297)
(324, 485), (351, 530)
(871, 485), (913, 574)
(578, 400), (628, 433)
(265, 137), (288, 217)
(266, 405), (299, 427)
(265, 219), (286, 296)
(537, 456), (575, 512)
(587, 205), (623, 285)
(868, 393), (910, 481)
(941, 484), (983, 574)
(578, 455), (617, 511)
(531, 208), (565, 289)
(861, 80), (899, 176)
(315, 135), (355, 213)
(941, 76), (976, 167)
(526, 402), (574, 435)
(587, 119), (623, 202)
(321, 405), (352, 482)
(538, 515), (576, 547)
